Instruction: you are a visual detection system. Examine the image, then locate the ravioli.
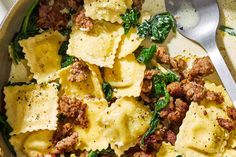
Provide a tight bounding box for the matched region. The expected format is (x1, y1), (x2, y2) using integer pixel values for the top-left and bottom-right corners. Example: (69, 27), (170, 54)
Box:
(156, 142), (180, 157)
(84, 0), (132, 23)
(104, 54), (145, 97)
(19, 30), (65, 83)
(10, 130), (54, 157)
(4, 83), (59, 135)
(67, 21), (124, 68)
(58, 64), (104, 99)
(74, 98), (109, 151)
(98, 97), (151, 156)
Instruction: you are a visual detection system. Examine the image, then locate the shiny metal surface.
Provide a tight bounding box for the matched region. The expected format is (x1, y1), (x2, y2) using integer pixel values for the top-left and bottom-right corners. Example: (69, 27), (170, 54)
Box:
(165, 0), (236, 106)
(0, 0), (33, 156)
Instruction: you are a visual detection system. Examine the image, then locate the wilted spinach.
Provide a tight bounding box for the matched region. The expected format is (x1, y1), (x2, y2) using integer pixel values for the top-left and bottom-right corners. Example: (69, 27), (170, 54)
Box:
(0, 114), (16, 155)
(10, 0), (40, 64)
(219, 25), (236, 36)
(136, 44), (157, 65)
(59, 41), (75, 68)
(87, 147), (115, 157)
(141, 71), (179, 145)
(121, 8), (140, 34)
(102, 82), (113, 101)
(138, 12), (176, 43)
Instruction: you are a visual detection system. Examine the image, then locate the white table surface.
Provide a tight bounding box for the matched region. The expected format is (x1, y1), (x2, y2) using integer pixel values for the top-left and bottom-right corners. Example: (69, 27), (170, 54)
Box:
(0, 0), (16, 25)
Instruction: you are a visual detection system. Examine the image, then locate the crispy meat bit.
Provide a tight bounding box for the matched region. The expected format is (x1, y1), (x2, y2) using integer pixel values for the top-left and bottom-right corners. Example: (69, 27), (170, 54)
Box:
(155, 46), (170, 64)
(75, 9), (93, 31)
(205, 90), (224, 104)
(133, 151), (153, 157)
(53, 123), (73, 145)
(37, 0), (81, 30)
(69, 60), (90, 83)
(227, 107), (236, 120)
(217, 118), (236, 132)
(170, 58), (187, 71)
(160, 98), (189, 124)
(182, 80), (205, 102)
(140, 93), (156, 104)
(132, 0), (144, 10)
(167, 82), (184, 97)
(55, 132), (79, 152)
(144, 69), (161, 80)
(189, 56), (214, 77)
(164, 130), (176, 145)
(141, 80), (153, 93)
(59, 95), (88, 128)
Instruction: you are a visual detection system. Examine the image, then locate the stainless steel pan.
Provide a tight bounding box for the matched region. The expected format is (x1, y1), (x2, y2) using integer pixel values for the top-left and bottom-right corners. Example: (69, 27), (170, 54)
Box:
(0, 0), (34, 156)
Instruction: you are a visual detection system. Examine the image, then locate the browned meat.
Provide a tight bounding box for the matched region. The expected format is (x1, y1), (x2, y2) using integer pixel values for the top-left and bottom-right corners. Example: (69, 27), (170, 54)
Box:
(140, 93), (156, 103)
(160, 98), (189, 124)
(79, 152), (88, 157)
(59, 95), (88, 128)
(190, 76), (205, 86)
(53, 123), (73, 145)
(69, 60), (90, 83)
(170, 58), (187, 71)
(205, 90), (224, 104)
(155, 46), (170, 64)
(144, 69), (161, 80)
(75, 9), (93, 31)
(37, 0), (81, 30)
(141, 80), (153, 93)
(217, 118), (236, 132)
(164, 130), (176, 145)
(189, 56), (214, 77)
(55, 132), (79, 152)
(227, 107), (236, 120)
(133, 151), (153, 157)
(167, 82), (184, 97)
(132, 0), (144, 10)
(182, 79), (206, 102)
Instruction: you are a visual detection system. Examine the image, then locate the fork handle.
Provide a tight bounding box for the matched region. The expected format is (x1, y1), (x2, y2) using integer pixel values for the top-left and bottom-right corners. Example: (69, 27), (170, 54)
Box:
(203, 42), (236, 106)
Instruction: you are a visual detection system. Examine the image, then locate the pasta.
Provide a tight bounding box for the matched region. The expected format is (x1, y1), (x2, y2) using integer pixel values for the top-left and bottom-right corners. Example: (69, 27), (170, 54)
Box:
(104, 54), (145, 97)
(98, 97), (151, 156)
(58, 65), (104, 99)
(19, 30), (65, 83)
(74, 98), (109, 151)
(156, 142), (180, 157)
(10, 130), (54, 157)
(84, 0), (132, 23)
(4, 83), (59, 135)
(67, 21), (124, 68)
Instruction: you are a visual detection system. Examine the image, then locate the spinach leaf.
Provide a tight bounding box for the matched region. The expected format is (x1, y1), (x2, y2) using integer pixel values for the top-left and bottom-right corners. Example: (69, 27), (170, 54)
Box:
(121, 8), (140, 34)
(87, 147), (115, 157)
(59, 41), (75, 68)
(0, 114), (16, 155)
(138, 12), (176, 43)
(87, 150), (99, 157)
(59, 28), (72, 36)
(137, 44), (157, 65)
(10, 0), (40, 64)
(102, 82), (113, 101)
(219, 25), (236, 36)
(141, 71), (178, 145)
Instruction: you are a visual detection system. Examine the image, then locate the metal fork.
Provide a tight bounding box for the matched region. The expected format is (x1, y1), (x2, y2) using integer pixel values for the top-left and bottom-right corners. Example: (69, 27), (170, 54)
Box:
(165, 0), (236, 106)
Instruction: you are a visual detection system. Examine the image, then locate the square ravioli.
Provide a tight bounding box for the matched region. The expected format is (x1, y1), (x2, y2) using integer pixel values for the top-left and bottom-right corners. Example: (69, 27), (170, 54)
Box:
(84, 0), (132, 23)
(19, 30), (65, 83)
(4, 83), (59, 135)
(67, 21), (124, 68)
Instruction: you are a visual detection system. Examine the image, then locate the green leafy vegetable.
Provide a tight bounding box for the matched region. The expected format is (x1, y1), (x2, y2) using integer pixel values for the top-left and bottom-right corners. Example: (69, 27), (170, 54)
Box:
(59, 28), (72, 36)
(102, 82), (113, 101)
(87, 147), (115, 157)
(10, 0), (40, 64)
(138, 12), (176, 43)
(137, 44), (157, 65)
(141, 71), (179, 145)
(59, 41), (75, 68)
(219, 25), (236, 36)
(121, 8), (140, 34)
(0, 114), (16, 155)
